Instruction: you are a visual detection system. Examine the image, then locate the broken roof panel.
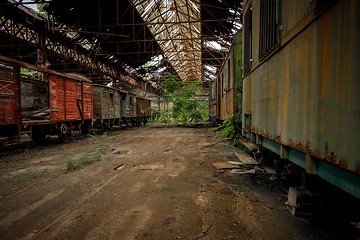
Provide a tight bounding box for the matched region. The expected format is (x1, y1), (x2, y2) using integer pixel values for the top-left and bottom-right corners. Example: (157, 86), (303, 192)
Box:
(130, 0), (202, 81)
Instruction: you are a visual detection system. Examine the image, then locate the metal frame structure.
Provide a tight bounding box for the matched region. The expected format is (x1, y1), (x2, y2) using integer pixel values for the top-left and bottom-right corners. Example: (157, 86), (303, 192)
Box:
(0, 0), (242, 92)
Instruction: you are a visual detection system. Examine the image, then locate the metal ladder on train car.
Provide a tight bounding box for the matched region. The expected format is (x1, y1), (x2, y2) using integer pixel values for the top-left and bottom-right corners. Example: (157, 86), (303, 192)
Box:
(18, 125), (32, 142)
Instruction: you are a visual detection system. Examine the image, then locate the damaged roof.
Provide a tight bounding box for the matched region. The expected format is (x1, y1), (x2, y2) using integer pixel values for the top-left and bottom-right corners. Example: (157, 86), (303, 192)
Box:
(0, 0), (242, 89)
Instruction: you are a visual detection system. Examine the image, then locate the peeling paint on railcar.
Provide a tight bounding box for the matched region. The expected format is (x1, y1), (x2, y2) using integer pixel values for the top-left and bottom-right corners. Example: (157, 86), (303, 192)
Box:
(242, 0), (360, 197)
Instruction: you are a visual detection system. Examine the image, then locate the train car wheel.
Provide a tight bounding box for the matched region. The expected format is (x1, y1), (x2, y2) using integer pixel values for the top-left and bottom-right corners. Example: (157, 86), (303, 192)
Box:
(58, 131), (71, 143)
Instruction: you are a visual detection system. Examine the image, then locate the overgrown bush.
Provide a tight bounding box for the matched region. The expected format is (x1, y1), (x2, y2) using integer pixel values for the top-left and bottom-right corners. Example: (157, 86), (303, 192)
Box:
(151, 73), (208, 124)
(212, 115), (245, 149)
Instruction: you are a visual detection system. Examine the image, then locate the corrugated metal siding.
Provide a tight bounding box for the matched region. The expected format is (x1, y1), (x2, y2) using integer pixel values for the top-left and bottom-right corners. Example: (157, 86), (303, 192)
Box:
(243, 0), (360, 173)
(114, 91), (120, 119)
(218, 46), (233, 120)
(102, 89), (109, 118)
(136, 98), (151, 117)
(82, 82), (93, 121)
(92, 86), (102, 119)
(0, 63), (17, 124)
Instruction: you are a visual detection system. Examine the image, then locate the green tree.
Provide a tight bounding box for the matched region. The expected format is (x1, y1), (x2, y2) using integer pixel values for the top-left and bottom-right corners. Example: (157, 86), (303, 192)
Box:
(152, 73), (208, 123)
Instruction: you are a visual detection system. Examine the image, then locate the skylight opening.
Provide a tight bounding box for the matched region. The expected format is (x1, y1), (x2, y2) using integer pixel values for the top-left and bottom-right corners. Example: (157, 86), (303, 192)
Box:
(204, 65), (217, 74)
(204, 41), (222, 51)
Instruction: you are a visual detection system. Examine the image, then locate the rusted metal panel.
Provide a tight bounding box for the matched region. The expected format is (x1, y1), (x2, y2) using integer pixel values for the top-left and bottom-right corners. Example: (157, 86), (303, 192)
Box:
(92, 86), (102, 120)
(0, 62), (18, 125)
(120, 92), (137, 118)
(216, 34), (242, 121)
(82, 82), (93, 121)
(49, 74), (93, 122)
(136, 97), (151, 118)
(208, 80), (217, 119)
(130, 94), (137, 117)
(243, 0), (360, 196)
(120, 91), (128, 117)
(93, 85), (121, 120)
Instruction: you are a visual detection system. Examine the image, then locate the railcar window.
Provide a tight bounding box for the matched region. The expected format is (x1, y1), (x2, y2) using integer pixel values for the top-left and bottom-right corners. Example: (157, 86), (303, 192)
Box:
(222, 72), (225, 96)
(109, 93), (114, 107)
(243, 6), (252, 75)
(0, 63), (13, 82)
(259, 0), (279, 60)
(228, 58), (231, 90)
(314, 0), (337, 13)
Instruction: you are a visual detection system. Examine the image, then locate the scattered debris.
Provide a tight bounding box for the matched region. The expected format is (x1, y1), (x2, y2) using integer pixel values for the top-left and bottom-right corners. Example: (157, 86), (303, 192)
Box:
(113, 163), (125, 170)
(232, 149), (258, 165)
(285, 187), (324, 216)
(101, 156), (111, 161)
(263, 166), (276, 175)
(194, 223), (213, 239)
(138, 164), (165, 170)
(112, 150), (121, 154)
(212, 162), (241, 170)
(240, 140), (258, 152)
(229, 168), (264, 174)
(199, 142), (220, 149)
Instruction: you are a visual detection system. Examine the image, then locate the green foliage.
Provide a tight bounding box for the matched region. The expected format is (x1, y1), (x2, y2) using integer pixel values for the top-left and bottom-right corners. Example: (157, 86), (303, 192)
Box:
(151, 109), (172, 123)
(66, 159), (78, 171)
(66, 133), (109, 172)
(160, 73), (181, 97)
(36, 3), (48, 18)
(79, 155), (92, 166)
(153, 73), (209, 124)
(65, 154), (96, 171)
(11, 169), (46, 182)
(212, 115), (245, 149)
(20, 67), (38, 77)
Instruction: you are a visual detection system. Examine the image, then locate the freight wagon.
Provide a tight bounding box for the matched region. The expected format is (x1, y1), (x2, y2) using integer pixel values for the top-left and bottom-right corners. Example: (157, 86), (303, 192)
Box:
(93, 84), (121, 130)
(241, 0), (360, 198)
(209, 31), (242, 124)
(0, 55), (93, 143)
(136, 96), (151, 125)
(120, 91), (137, 126)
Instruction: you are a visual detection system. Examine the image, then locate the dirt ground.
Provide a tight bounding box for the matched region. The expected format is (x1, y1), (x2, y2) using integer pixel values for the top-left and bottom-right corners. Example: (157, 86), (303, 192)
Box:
(0, 125), (351, 239)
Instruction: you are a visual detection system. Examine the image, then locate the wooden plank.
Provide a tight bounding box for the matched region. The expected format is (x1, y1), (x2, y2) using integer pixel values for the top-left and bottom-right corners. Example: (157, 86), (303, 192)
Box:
(138, 164), (165, 170)
(232, 149), (258, 165)
(211, 162), (241, 170)
(240, 140), (258, 151)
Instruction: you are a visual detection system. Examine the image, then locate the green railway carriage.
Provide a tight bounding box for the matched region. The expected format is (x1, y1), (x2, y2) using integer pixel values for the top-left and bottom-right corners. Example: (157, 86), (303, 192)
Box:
(242, 0), (360, 198)
(209, 31), (242, 124)
(92, 84), (121, 130)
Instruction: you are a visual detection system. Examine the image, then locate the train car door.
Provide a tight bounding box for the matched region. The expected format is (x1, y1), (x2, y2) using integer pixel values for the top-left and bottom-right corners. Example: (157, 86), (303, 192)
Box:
(0, 62), (19, 125)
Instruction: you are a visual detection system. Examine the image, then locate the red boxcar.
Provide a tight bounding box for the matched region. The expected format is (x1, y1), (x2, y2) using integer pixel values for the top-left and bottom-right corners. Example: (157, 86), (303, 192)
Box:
(0, 55), (93, 143)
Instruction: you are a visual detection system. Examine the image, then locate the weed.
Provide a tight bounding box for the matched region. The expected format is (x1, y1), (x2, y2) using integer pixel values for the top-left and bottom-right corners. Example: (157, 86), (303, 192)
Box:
(150, 73), (209, 124)
(12, 169), (46, 182)
(212, 115), (246, 150)
(78, 155), (93, 166)
(65, 133), (109, 172)
(66, 159), (78, 171)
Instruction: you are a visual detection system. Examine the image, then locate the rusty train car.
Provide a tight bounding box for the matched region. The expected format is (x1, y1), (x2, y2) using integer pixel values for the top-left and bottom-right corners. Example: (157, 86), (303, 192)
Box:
(136, 97), (151, 125)
(211, 0), (360, 199)
(0, 55), (93, 143)
(0, 55), (151, 144)
(209, 31), (242, 123)
(93, 84), (121, 130)
(242, 0), (360, 198)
